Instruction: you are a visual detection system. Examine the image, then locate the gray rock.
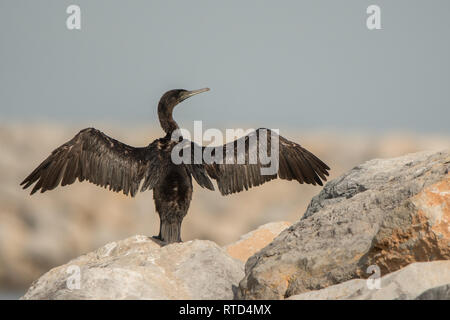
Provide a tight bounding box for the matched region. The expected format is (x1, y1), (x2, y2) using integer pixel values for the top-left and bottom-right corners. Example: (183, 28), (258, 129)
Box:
(238, 150), (450, 299)
(416, 283), (450, 300)
(22, 235), (244, 299)
(288, 261), (450, 300)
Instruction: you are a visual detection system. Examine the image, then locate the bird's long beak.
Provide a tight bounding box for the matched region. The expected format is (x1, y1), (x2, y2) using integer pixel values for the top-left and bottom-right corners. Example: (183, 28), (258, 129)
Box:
(182, 88), (210, 100)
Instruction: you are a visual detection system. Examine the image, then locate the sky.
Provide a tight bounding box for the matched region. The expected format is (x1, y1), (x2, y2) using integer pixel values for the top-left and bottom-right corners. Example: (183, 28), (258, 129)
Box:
(0, 1), (449, 134)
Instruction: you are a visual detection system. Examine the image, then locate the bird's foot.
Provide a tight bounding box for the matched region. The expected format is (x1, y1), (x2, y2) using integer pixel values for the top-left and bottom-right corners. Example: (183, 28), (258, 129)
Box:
(151, 235), (168, 246)
(152, 234), (182, 245)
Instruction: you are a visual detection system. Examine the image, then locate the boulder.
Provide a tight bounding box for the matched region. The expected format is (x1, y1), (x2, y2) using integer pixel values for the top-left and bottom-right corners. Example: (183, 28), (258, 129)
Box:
(238, 150), (450, 299)
(22, 235), (244, 300)
(225, 221), (291, 262)
(288, 261), (450, 300)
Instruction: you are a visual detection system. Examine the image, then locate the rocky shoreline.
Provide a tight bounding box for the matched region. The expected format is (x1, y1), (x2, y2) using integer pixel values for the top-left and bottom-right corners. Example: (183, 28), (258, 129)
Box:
(21, 150), (450, 299)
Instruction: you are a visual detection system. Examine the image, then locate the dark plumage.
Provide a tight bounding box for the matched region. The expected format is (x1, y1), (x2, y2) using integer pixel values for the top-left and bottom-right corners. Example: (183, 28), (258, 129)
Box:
(21, 88), (330, 243)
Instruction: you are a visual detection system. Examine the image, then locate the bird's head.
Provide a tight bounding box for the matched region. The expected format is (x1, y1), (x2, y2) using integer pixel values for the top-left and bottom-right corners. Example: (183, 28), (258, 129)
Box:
(157, 88), (210, 134)
(158, 88), (210, 112)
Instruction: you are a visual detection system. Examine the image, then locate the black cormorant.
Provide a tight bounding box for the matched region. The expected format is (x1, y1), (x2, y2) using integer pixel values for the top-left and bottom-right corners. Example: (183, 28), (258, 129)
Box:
(21, 88), (330, 243)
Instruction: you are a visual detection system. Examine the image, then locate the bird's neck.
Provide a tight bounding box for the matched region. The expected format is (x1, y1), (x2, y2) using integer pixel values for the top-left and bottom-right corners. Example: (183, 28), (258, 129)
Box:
(158, 103), (179, 136)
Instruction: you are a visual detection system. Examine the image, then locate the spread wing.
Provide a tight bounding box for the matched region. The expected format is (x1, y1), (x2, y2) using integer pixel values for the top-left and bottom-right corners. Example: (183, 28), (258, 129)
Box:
(21, 128), (172, 197)
(201, 128), (330, 195)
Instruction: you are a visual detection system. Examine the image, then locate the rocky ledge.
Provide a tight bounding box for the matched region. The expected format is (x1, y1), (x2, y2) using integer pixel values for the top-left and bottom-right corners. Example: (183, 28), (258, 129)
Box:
(22, 236), (243, 300)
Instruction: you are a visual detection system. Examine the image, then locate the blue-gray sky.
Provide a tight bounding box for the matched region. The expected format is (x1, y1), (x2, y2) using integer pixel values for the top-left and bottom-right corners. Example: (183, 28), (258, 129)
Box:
(1, 1), (449, 133)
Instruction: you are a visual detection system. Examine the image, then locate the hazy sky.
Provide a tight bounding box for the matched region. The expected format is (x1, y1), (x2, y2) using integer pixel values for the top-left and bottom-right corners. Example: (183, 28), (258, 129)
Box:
(1, 1), (449, 133)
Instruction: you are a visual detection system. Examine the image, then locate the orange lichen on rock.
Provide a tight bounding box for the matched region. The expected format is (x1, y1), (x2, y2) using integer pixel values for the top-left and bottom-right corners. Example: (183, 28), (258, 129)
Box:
(412, 175), (450, 239)
(361, 175), (450, 277)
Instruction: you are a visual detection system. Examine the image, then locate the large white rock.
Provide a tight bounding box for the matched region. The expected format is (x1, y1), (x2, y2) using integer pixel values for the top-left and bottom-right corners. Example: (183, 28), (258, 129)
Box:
(21, 235), (244, 300)
(288, 261), (450, 300)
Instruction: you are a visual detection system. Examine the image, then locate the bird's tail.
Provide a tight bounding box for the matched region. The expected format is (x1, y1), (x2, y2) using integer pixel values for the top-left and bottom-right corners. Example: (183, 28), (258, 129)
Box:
(158, 219), (183, 244)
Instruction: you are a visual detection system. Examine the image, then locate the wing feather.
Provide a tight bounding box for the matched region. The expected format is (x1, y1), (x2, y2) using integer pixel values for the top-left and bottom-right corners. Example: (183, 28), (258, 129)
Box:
(201, 128), (330, 195)
(21, 128), (171, 197)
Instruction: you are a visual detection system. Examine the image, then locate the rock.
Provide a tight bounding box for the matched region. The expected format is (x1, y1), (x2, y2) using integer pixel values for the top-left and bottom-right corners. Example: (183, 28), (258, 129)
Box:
(238, 150), (450, 299)
(416, 283), (450, 300)
(21, 236), (244, 300)
(225, 221), (291, 262)
(288, 261), (450, 300)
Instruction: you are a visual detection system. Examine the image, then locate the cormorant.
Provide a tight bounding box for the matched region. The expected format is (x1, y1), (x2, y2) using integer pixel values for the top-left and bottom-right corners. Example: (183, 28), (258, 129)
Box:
(21, 88), (330, 243)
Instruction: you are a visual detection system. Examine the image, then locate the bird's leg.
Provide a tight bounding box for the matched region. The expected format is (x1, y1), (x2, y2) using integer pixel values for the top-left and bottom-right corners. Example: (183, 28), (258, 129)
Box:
(157, 218), (183, 244)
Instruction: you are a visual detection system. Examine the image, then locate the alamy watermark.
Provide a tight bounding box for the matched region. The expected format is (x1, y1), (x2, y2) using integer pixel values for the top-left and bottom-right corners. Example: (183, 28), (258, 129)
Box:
(66, 265), (81, 290)
(65, 5), (383, 31)
(366, 264), (381, 290)
(367, 5), (382, 30)
(66, 5), (81, 30)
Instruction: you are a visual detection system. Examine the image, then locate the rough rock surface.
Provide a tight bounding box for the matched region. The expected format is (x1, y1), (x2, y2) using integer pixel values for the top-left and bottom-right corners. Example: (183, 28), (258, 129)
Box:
(22, 236), (244, 300)
(416, 283), (450, 300)
(288, 261), (450, 300)
(238, 150), (450, 299)
(225, 221), (291, 263)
